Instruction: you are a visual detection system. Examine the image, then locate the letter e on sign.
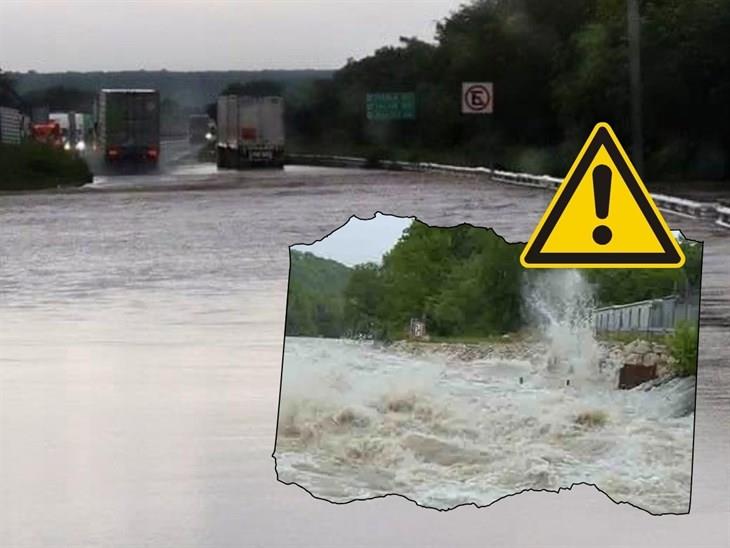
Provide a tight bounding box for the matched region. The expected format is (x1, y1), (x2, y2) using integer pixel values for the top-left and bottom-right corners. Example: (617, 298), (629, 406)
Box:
(462, 82), (493, 114)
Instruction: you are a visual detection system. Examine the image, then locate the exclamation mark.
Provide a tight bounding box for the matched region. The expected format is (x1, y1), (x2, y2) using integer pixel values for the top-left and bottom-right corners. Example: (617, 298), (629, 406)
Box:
(592, 164), (613, 245)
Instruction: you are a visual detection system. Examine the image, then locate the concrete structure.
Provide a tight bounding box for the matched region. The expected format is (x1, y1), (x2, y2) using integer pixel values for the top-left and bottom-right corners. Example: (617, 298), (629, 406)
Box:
(593, 293), (699, 334)
(409, 318), (427, 339)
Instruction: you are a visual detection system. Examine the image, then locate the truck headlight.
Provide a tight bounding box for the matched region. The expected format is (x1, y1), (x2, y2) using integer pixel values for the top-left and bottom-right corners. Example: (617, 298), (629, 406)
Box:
(75, 141), (86, 151)
(63, 142), (71, 151)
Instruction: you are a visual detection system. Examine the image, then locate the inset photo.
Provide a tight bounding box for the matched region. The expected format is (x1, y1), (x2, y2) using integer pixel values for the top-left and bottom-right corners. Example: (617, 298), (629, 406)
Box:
(275, 214), (701, 514)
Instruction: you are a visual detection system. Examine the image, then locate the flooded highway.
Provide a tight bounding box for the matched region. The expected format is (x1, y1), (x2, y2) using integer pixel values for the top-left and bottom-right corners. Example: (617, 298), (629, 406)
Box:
(1, 144), (728, 547)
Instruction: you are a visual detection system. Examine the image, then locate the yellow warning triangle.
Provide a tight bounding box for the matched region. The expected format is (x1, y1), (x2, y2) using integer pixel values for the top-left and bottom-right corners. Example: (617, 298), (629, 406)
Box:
(521, 123), (685, 269)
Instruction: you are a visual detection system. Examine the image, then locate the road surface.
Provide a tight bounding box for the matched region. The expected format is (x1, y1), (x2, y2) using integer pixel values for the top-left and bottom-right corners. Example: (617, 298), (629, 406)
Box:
(0, 141), (727, 547)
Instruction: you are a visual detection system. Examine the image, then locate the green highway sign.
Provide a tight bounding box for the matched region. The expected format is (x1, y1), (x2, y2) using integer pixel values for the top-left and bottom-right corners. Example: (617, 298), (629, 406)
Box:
(366, 92), (416, 120)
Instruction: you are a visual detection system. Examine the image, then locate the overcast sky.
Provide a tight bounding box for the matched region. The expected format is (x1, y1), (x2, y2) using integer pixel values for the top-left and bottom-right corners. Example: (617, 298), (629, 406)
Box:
(293, 213), (412, 266)
(0, 0), (462, 72)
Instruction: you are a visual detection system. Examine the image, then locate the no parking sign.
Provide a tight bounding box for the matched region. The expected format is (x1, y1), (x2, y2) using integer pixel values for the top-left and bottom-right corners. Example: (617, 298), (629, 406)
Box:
(462, 82), (493, 114)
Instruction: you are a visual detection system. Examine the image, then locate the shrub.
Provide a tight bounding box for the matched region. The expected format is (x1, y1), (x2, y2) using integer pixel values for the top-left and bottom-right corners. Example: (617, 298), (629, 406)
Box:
(667, 322), (699, 377)
(0, 142), (92, 190)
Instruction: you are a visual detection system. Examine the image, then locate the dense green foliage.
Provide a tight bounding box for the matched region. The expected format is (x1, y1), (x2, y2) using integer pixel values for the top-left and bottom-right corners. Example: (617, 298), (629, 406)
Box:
(286, 0), (729, 180)
(343, 222), (524, 339)
(285, 224), (523, 340)
(22, 85), (96, 113)
(585, 240), (702, 305)
(667, 321), (699, 376)
(0, 69), (22, 108)
(0, 142), (92, 191)
(285, 250), (351, 338)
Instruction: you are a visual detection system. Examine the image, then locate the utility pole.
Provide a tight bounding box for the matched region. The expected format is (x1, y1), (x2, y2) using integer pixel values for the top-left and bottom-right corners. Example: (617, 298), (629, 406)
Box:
(627, 0), (644, 176)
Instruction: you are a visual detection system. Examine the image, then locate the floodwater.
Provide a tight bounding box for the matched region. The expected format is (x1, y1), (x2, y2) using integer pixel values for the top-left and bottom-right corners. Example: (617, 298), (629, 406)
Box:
(276, 337), (695, 514)
(1, 143), (728, 546)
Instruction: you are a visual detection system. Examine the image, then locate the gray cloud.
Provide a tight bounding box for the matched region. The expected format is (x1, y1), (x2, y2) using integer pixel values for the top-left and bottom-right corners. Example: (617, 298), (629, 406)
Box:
(0, 0), (461, 72)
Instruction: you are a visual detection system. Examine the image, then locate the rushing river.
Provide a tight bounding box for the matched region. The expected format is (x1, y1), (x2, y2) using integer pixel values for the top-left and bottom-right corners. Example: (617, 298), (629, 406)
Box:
(0, 151), (728, 546)
(276, 334), (695, 515)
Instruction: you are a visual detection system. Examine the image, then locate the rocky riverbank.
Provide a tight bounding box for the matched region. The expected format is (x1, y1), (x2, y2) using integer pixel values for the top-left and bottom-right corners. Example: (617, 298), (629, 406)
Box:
(386, 336), (678, 383)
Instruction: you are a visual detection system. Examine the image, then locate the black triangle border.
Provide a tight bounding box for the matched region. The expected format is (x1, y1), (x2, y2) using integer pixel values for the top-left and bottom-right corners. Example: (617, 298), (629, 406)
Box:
(523, 126), (681, 264)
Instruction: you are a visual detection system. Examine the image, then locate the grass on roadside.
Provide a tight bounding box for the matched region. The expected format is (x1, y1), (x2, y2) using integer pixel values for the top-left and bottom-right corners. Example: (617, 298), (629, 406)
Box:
(0, 141), (92, 191)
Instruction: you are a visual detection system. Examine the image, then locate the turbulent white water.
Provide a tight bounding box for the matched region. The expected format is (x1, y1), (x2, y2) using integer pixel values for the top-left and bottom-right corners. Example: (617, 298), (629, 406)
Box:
(275, 274), (694, 514)
(275, 337), (694, 513)
(524, 270), (601, 379)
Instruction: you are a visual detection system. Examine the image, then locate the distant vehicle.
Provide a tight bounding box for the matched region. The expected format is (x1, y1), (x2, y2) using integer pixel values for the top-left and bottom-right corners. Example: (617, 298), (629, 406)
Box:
(30, 121), (62, 148)
(0, 106), (23, 145)
(72, 112), (93, 153)
(188, 114), (212, 144)
(49, 111), (76, 150)
(216, 95), (284, 169)
(48, 111), (91, 152)
(95, 89), (160, 166)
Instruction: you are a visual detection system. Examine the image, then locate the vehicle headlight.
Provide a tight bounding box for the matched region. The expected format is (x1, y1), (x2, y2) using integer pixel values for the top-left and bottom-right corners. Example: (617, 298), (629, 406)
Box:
(75, 141), (86, 151)
(205, 132), (213, 141)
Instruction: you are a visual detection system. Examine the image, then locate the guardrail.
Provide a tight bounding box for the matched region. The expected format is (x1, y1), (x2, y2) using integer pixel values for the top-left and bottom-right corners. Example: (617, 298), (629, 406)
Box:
(287, 153), (728, 228)
(716, 206), (730, 228)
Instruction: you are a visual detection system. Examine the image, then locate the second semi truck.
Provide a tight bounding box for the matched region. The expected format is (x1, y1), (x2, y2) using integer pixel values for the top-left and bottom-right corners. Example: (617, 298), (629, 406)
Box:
(216, 95), (284, 169)
(95, 89), (160, 167)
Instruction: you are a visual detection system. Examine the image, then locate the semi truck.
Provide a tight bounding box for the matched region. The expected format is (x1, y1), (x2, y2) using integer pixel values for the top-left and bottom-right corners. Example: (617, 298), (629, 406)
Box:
(30, 121), (62, 148)
(216, 95), (284, 169)
(45, 112), (92, 152)
(95, 89), (160, 167)
(49, 112), (76, 149)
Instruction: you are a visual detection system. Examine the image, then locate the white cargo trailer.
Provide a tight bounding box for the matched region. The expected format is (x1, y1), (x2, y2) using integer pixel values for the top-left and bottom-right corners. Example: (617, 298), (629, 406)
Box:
(0, 107), (22, 145)
(216, 95), (284, 168)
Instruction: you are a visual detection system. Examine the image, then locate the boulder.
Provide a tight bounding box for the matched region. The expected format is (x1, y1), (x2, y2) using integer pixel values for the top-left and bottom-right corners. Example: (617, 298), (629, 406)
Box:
(633, 340), (651, 354)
